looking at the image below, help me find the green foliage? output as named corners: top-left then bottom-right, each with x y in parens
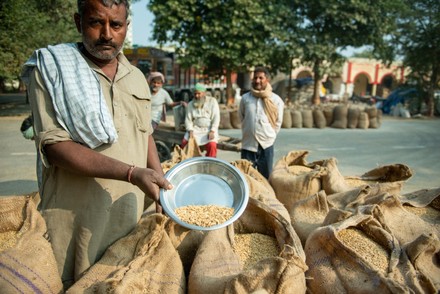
top-left (0, 0), bottom-right (78, 88)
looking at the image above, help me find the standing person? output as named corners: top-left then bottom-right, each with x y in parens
top-left (182, 83), bottom-right (220, 157)
top-left (148, 71), bottom-right (182, 129)
top-left (20, 0), bottom-right (172, 289)
top-left (239, 66), bottom-right (284, 179)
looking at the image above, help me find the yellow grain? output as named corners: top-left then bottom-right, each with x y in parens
top-left (233, 233), bottom-right (280, 270)
top-left (175, 205), bottom-right (234, 227)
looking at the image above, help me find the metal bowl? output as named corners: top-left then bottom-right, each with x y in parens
top-left (160, 157), bottom-right (249, 231)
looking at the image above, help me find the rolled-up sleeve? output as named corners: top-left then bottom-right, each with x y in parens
top-left (28, 68), bottom-right (72, 167)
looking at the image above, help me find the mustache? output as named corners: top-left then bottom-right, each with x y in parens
top-left (95, 40), bottom-right (117, 48)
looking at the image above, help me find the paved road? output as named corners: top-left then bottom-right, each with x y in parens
top-left (1, 93), bottom-right (439, 196)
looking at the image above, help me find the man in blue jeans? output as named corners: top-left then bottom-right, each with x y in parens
top-left (239, 66), bottom-right (284, 179)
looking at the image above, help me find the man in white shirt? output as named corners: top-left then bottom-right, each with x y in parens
top-left (239, 66), bottom-right (284, 178)
top-left (182, 83), bottom-right (220, 157)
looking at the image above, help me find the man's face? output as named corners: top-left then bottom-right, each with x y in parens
top-left (151, 78), bottom-right (163, 92)
top-left (194, 90), bottom-right (205, 100)
top-left (252, 71), bottom-right (269, 91)
top-left (75, 0), bottom-right (128, 62)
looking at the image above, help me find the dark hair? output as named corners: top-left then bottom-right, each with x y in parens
top-left (253, 66), bottom-right (270, 79)
top-left (77, 0), bottom-right (130, 19)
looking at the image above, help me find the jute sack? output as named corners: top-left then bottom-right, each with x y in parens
top-left (323, 107), bottom-right (334, 126)
top-left (347, 106), bottom-right (360, 128)
top-left (164, 219), bottom-right (206, 279)
top-left (301, 109), bottom-right (313, 128)
top-left (312, 108), bottom-right (326, 128)
top-left (290, 190), bottom-right (330, 246)
top-left (281, 107), bottom-right (292, 128)
top-left (161, 137), bottom-right (202, 174)
top-left (188, 198), bottom-right (308, 294)
top-left (320, 157), bottom-right (351, 195)
top-left (330, 104), bottom-right (348, 129)
top-left (365, 106), bottom-right (379, 128)
top-left (378, 188), bottom-right (440, 244)
top-left (344, 163), bottom-right (413, 189)
top-left (305, 212), bottom-right (430, 293)
top-left (67, 214), bottom-right (186, 293)
top-left (219, 107), bottom-right (233, 129)
top-left (231, 159), bottom-right (291, 223)
top-left (229, 107), bottom-right (241, 129)
top-left (269, 150), bottom-right (324, 212)
top-left (405, 234), bottom-right (440, 292)
top-left (357, 111), bottom-right (369, 129)
top-left (291, 109), bottom-right (303, 128)
top-left (0, 195), bottom-right (63, 293)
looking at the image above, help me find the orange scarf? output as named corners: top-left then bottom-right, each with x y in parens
top-left (251, 83), bottom-right (278, 128)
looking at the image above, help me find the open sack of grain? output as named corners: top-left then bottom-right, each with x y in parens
top-left (0, 195), bottom-right (63, 293)
top-left (188, 198), bottom-right (308, 294)
top-left (305, 211), bottom-right (437, 293)
top-left (66, 213), bottom-right (186, 294)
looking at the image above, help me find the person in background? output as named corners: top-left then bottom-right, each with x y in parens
top-left (182, 83), bottom-right (220, 157)
top-left (239, 66), bottom-right (284, 179)
top-left (21, 0), bottom-right (172, 289)
top-left (148, 71), bottom-right (182, 129)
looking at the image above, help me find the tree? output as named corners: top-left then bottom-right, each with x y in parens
top-left (147, 0), bottom-right (296, 104)
top-left (283, 0), bottom-right (403, 105)
top-left (0, 0), bottom-right (78, 91)
top-left (388, 0), bottom-right (440, 117)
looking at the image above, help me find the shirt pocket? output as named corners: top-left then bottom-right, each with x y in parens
top-left (128, 87), bottom-right (151, 134)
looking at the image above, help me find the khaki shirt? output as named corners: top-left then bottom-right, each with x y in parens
top-left (28, 52), bottom-right (152, 287)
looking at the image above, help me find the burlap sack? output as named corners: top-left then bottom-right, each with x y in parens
top-left (301, 109), bottom-right (313, 128)
top-left (231, 159), bottom-right (291, 223)
top-left (161, 137), bottom-right (203, 174)
top-left (219, 107), bottom-right (233, 129)
top-left (305, 212), bottom-right (431, 293)
top-left (281, 107), bottom-right (292, 128)
top-left (345, 163), bottom-right (413, 187)
top-left (269, 150), bottom-right (324, 212)
top-left (330, 104), bottom-right (348, 129)
top-left (357, 111), bottom-right (369, 129)
top-left (323, 107), bottom-right (334, 126)
top-left (320, 157), bottom-right (351, 195)
top-left (347, 106), bottom-right (360, 128)
top-left (229, 107), bottom-right (241, 129)
top-left (291, 109), bottom-right (303, 128)
top-left (290, 190), bottom-right (330, 246)
top-left (365, 106), bottom-right (379, 129)
top-left (312, 108), bottom-right (326, 129)
top-left (188, 198), bottom-right (308, 294)
top-left (0, 195), bottom-right (63, 293)
top-left (67, 214), bottom-right (186, 294)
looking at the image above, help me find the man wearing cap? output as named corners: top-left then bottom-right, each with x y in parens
top-left (148, 71), bottom-right (182, 129)
top-left (182, 83), bottom-right (220, 157)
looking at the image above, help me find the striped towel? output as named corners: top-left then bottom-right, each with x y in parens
top-left (21, 43), bottom-right (118, 149)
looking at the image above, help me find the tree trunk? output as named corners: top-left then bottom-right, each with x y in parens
top-left (312, 59), bottom-right (321, 105)
top-left (427, 65), bottom-right (439, 117)
top-left (226, 68), bottom-right (234, 106)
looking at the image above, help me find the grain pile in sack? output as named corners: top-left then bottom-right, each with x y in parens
top-left (269, 150), bottom-right (324, 212)
top-left (231, 159), bottom-right (291, 223)
top-left (357, 111), bottom-right (369, 129)
top-left (347, 106), bottom-right (360, 128)
top-left (66, 213), bottom-right (186, 294)
top-left (229, 106), bottom-right (241, 129)
top-left (281, 107), bottom-right (292, 128)
top-left (291, 109), bottom-right (303, 128)
top-left (330, 104), bottom-right (348, 129)
top-left (305, 212), bottom-right (433, 293)
top-left (188, 198), bottom-right (308, 294)
top-left (219, 105), bottom-right (233, 129)
top-left (344, 163), bottom-right (413, 189)
top-left (322, 106), bottom-right (334, 126)
top-left (0, 195), bottom-right (63, 293)
top-left (289, 190), bottom-right (330, 246)
top-left (301, 109), bottom-right (313, 128)
top-left (312, 108), bottom-right (326, 129)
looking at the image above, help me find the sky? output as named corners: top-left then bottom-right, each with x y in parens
top-left (131, 0), bottom-right (155, 46)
